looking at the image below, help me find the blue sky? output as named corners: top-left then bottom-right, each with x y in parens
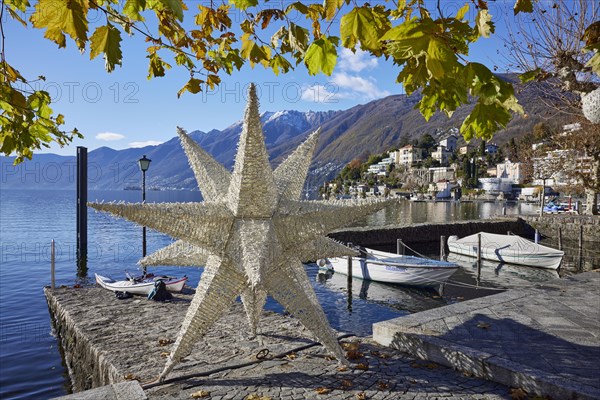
top-left (7, 1), bottom-right (522, 155)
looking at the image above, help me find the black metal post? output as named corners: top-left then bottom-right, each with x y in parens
top-left (476, 233), bottom-right (482, 285)
top-left (142, 168), bottom-right (147, 274)
top-left (76, 146), bottom-right (88, 277)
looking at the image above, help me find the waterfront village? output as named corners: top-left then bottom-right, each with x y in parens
top-left (320, 123), bottom-right (592, 209)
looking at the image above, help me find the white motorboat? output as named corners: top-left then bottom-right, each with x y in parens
top-left (95, 273), bottom-right (188, 295)
top-left (316, 267), bottom-right (447, 312)
top-left (447, 232), bottom-right (564, 270)
top-left (446, 253), bottom-right (560, 286)
top-left (317, 248), bottom-right (459, 287)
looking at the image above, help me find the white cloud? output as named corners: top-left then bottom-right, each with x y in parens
top-left (96, 132), bottom-right (125, 141)
top-left (338, 48), bottom-right (378, 72)
top-left (331, 72), bottom-right (391, 100)
top-left (129, 140), bottom-right (163, 148)
top-left (301, 84), bottom-right (340, 104)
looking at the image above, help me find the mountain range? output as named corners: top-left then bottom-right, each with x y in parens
top-left (1, 74), bottom-right (566, 194)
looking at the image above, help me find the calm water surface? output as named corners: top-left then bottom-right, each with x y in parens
top-left (0, 189), bottom-right (589, 399)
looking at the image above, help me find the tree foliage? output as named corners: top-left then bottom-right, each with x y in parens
top-left (503, 1), bottom-right (598, 213)
top-left (1, 0), bottom-right (596, 162)
top-left (505, 0), bottom-right (599, 105)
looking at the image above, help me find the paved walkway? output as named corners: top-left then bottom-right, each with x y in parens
top-left (48, 287), bottom-right (512, 399)
top-left (374, 271), bottom-right (600, 400)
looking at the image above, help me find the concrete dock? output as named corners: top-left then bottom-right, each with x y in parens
top-left (374, 271), bottom-right (600, 400)
top-left (47, 286), bottom-right (510, 399)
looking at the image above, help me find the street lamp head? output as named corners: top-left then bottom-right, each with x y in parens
top-left (138, 155), bottom-right (152, 172)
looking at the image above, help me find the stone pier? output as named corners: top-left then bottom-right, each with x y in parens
top-left (329, 218), bottom-right (533, 249)
top-left (47, 286), bottom-right (510, 399)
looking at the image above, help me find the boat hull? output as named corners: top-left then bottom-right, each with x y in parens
top-left (321, 249), bottom-right (458, 287)
top-left (95, 273), bottom-right (188, 295)
top-left (447, 233), bottom-right (563, 270)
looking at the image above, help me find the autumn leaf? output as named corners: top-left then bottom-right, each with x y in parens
top-left (123, 0), bottom-right (146, 21)
top-left (475, 10), bottom-right (494, 38)
top-left (324, 0), bottom-right (343, 21)
top-left (230, 0), bottom-right (257, 11)
top-left (89, 24), bottom-right (123, 72)
top-left (355, 363), bottom-right (369, 370)
top-left (341, 6), bottom-right (388, 54)
top-left (476, 321), bottom-right (491, 329)
top-left (513, 0), bottom-right (533, 16)
top-left (178, 78), bottom-right (203, 97)
top-left (31, 0), bottom-right (89, 49)
top-left (510, 387), bottom-right (528, 400)
top-left (304, 37), bottom-right (337, 76)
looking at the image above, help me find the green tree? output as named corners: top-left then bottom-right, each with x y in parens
top-left (418, 133), bottom-right (436, 155)
top-left (2, 0), bottom-right (596, 162)
top-left (422, 157), bottom-right (440, 169)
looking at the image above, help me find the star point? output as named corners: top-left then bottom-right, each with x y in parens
top-left (89, 83), bottom-right (390, 381)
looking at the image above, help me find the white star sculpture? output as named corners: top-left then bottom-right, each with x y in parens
top-left (89, 84), bottom-right (390, 381)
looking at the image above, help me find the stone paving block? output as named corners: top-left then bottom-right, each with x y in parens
top-left (373, 271), bottom-right (600, 400)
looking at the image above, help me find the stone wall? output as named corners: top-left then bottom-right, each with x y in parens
top-left (522, 215), bottom-right (600, 242)
top-left (329, 218), bottom-right (532, 248)
top-left (45, 287), bottom-right (123, 391)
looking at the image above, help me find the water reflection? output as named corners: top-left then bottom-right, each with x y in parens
top-left (315, 266), bottom-right (448, 314)
top-left (359, 200), bottom-right (540, 226)
top-left (447, 253), bottom-right (560, 288)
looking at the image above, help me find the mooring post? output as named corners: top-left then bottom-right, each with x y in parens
top-left (476, 233), bottom-right (482, 280)
top-left (347, 244), bottom-right (353, 311)
top-left (76, 146), bottom-right (88, 263)
top-left (51, 239), bottom-right (55, 290)
top-left (440, 235), bottom-right (446, 261)
top-left (397, 239), bottom-right (405, 256)
top-left (502, 206), bottom-right (506, 216)
top-left (558, 226), bottom-right (563, 250)
top-left (535, 229), bottom-right (539, 244)
top-left (507, 231), bottom-right (512, 236)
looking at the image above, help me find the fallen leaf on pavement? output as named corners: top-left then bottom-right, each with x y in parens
top-left (315, 387), bottom-right (332, 394)
top-left (476, 321), bottom-right (491, 329)
top-left (510, 387), bottom-right (528, 400)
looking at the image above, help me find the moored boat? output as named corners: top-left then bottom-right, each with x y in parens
top-left (317, 248), bottom-right (459, 287)
top-left (95, 273), bottom-right (188, 295)
top-left (447, 232), bottom-right (563, 270)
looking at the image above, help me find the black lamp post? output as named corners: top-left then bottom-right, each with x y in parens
top-left (138, 155), bottom-right (151, 271)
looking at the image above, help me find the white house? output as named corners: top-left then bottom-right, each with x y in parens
top-left (459, 144), bottom-right (474, 155)
top-left (367, 163), bottom-right (388, 176)
top-left (439, 134), bottom-right (458, 152)
top-left (496, 160), bottom-right (523, 184)
top-left (428, 180), bottom-right (456, 199)
top-left (428, 166), bottom-right (455, 183)
top-left (380, 157), bottom-right (394, 165)
top-left (398, 145), bottom-right (423, 166)
top-left (479, 177), bottom-right (513, 194)
top-left (431, 145), bottom-right (453, 166)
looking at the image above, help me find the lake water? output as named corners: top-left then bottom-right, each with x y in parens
top-left (0, 190), bottom-right (594, 399)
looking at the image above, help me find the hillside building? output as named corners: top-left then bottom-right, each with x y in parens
top-left (485, 143), bottom-right (499, 154)
top-left (496, 160), bottom-right (523, 184)
top-left (439, 134), bottom-right (458, 152)
top-left (459, 144), bottom-right (474, 155)
top-left (428, 166), bottom-right (456, 183)
top-left (397, 145), bottom-right (423, 166)
top-left (431, 145), bottom-right (453, 166)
